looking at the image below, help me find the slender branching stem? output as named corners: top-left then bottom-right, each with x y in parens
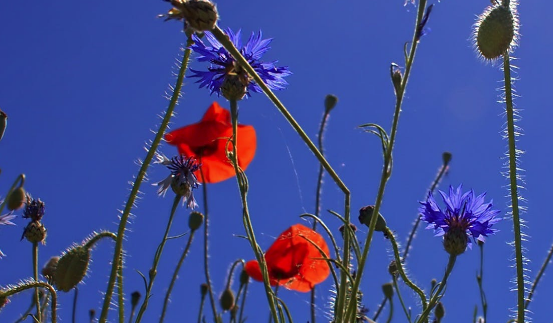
top-left (477, 243), bottom-right (487, 321)
top-left (525, 242), bottom-right (553, 309)
top-left (394, 277), bottom-right (412, 323)
top-left (386, 297), bottom-right (394, 323)
top-left (98, 36), bottom-right (195, 323)
top-left (2, 281), bottom-right (57, 323)
top-left (417, 255), bottom-right (457, 323)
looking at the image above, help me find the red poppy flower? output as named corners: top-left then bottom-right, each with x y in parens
top-left (165, 102), bottom-right (256, 184)
top-left (244, 224), bottom-right (331, 292)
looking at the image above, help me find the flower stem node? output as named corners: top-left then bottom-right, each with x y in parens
top-left (443, 226), bottom-right (468, 256)
top-left (358, 205), bottom-right (387, 232)
top-left (382, 283), bottom-right (394, 299)
top-left (324, 95), bottom-right (338, 113)
top-left (219, 289), bottom-right (235, 311)
top-left (6, 187), bottom-right (26, 211)
top-left (23, 221), bottom-right (47, 244)
top-left (188, 211), bottom-right (204, 231)
top-left (474, 5), bottom-right (517, 60)
top-left (54, 246), bottom-right (91, 292)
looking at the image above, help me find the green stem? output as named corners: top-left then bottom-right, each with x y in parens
top-left (72, 288), bottom-right (78, 323)
top-left (98, 36), bottom-right (195, 323)
top-left (525, 242), bottom-right (553, 309)
top-left (2, 282), bottom-right (57, 323)
top-left (385, 297), bottom-right (394, 323)
top-left (344, 0), bottom-right (428, 319)
top-left (477, 243), bottom-right (487, 321)
top-left (134, 195), bottom-right (180, 323)
top-left (372, 297), bottom-right (388, 321)
top-left (503, 52), bottom-right (525, 323)
top-left (14, 293), bottom-right (36, 323)
top-left (394, 277), bottom-right (412, 323)
top-left (32, 242), bottom-right (41, 322)
top-left (417, 255), bottom-right (457, 323)
top-left (160, 230), bottom-right (197, 323)
top-left (199, 164), bottom-right (219, 322)
top-left (197, 291), bottom-right (207, 323)
top-left (238, 279), bottom-right (249, 323)
top-left (229, 99), bottom-right (280, 323)
top-left (117, 253), bottom-right (125, 323)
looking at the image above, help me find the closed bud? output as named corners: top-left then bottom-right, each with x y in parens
top-left (442, 152), bottom-right (452, 166)
top-left (131, 291), bottom-right (141, 308)
top-left (200, 283), bottom-right (209, 297)
top-left (324, 94), bottom-right (338, 112)
top-left (0, 109), bottom-right (6, 142)
top-left (388, 260), bottom-right (399, 277)
top-left (382, 283), bottom-right (394, 299)
top-left (188, 211), bottom-right (204, 231)
top-left (390, 64), bottom-right (402, 95)
top-left (6, 187), bottom-right (25, 211)
top-left (42, 256), bottom-right (59, 280)
top-left (435, 302), bottom-right (445, 319)
top-left (431, 279), bottom-right (437, 290)
top-left (220, 289), bottom-right (235, 311)
top-left (474, 5), bottom-right (518, 60)
top-left (239, 269), bottom-right (249, 286)
top-left (54, 246), bottom-right (90, 292)
top-left (23, 222), bottom-right (47, 244)
top-left (358, 205), bottom-right (387, 232)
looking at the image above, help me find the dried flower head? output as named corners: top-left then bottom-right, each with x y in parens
top-left (155, 153), bottom-right (201, 209)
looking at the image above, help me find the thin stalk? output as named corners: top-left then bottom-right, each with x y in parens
top-left (14, 293), bottom-right (36, 323)
top-left (117, 253), bottom-right (125, 323)
top-left (372, 298), bottom-right (388, 321)
top-left (160, 230), bottom-right (197, 323)
top-left (2, 282), bottom-right (57, 323)
top-left (417, 255), bottom-right (457, 323)
top-left (98, 36), bottom-right (195, 323)
top-left (344, 0), bottom-right (428, 319)
top-left (394, 277), bottom-right (412, 323)
top-left (197, 291), bottom-right (207, 323)
top-left (525, 242), bottom-right (553, 309)
top-left (72, 288), bottom-right (78, 323)
top-left (238, 280), bottom-right (249, 323)
top-left (134, 195), bottom-right (180, 323)
top-left (32, 242), bottom-right (41, 321)
top-left (229, 99), bottom-right (279, 323)
top-left (503, 52), bottom-right (525, 323)
top-left (199, 163), bottom-right (218, 322)
top-left (477, 243), bottom-right (487, 321)
top-left (210, 27), bottom-right (350, 321)
top-left (385, 297), bottom-right (394, 323)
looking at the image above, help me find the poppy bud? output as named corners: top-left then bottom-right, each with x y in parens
top-left (474, 5), bottom-right (518, 60)
top-left (219, 289), bottom-right (235, 311)
top-left (131, 291), bottom-right (141, 308)
top-left (324, 95), bottom-right (338, 113)
top-left (431, 279), bottom-right (437, 290)
top-left (23, 222), bottom-right (47, 244)
top-left (442, 152), bottom-right (452, 166)
top-left (0, 109), bottom-right (6, 142)
top-left (7, 186), bottom-right (25, 211)
top-left (382, 283), bottom-right (394, 299)
top-left (176, 0), bottom-right (218, 32)
top-left (221, 74), bottom-right (248, 101)
top-left (435, 302), bottom-right (445, 319)
top-left (390, 64), bottom-right (402, 95)
top-left (239, 269), bottom-right (249, 286)
top-left (42, 256), bottom-right (59, 280)
top-left (200, 283), bottom-right (209, 297)
top-left (54, 246), bottom-right (90, 292)
top-left (188, 211), bottom-right (204, 231)
top-left (358, 205), bottom-right (387, 232)
top-left (443, 226), bottom-right (468, 255)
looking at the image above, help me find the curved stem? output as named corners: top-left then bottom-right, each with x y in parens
top-left (394, 277), bottom-right (412, 323)
top-left (503, 52), bottom-right (525, 323)
top-left (160, 230), bottom-right (197, 323)
top-left (98, 37), bottom-right (195, 323)
top-left (372, 297), bottom-right (388, 321)
top-left (417, 255), bottom-right (457, 323)
top-left (134, 195), bottom-right (180, 323)
top-left (3, 281), bottom-right (57, 323)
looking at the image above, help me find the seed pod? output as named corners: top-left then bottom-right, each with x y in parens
top-left (6, 187), bottom-right (25, 211)
top-left (474, 5), bottom-right (518, 60)
top-left (188, 211), bottom-right (204, 231)
top-left (54, 246), bottom-right (90, 292)
top-left (358, 205), bottom-right (387, 232)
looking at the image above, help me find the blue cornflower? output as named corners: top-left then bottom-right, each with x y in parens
top-left (189, 28), bottom-right (291, 98)
top-left (419, 185), bottom-right (501, 255)
top-left (155, 153), bottom-right (201, 209)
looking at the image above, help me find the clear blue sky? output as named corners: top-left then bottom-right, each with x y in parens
top-left (1, 0), bottom-right (552, 322)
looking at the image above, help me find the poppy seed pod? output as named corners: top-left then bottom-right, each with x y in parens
top-left (6, 187), bottom-right (25, 211)
top-left (219, 289), bottom-right (235, 311)
top-left (188, 211), bottom-right (204, 231)
top-left (54, 246), bottom-right (90, 292)
top-left (358, 205), bottom-right (387, 232)
top-left (23, 222), bottom-right (47, 244)
top-left (474, 5), bottom-right (518, 60)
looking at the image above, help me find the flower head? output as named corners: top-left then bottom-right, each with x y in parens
top-left (244, 224), bottom-right (330, 292)
top-left (155, 153), bottom-right (201, 209)
top-left (165, 102), bottom-right (256, 184)
top-left (189, 28), bottom-right (291, 98)
top-left (419, 185), bottom-right (501, 254)
top-left (22, 195), bottom-right (45, 222)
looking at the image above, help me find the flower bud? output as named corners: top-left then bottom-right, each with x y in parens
top-left (200, 283), bottom-right (209, 297)
top-left (0, 109), bottom-right (6, 142)
top-left (188, 211), bottom-right (204, 231)
top-left (358, 205), bottom-right (387, 232)
top-left (23, 222), bottom-right (47, 244)
top-left (443, 227), bottom-right (468, 256)
top-left (474, 5), bottom-right (518, 60)
top-left (220, 289), bottom-right (235, 311)
top-left (324, 95), bottom-right (338, 112)
top-left (131, 291), bottom-right (141, 308)
top-left (181, 0), bottom-right (218, 32)
top-left (339, 223), bottom-right (357, 239)
top-left (390, 64), bottom-right (402, 95)
top-left (54, 246), bottom-right (90, 292)
top-left (435, 302), bottom-right (445, 319)
top-left (382, 283), bottom-right (394, 299)
top-left (442, 152), bottom-right (452, 166)
top-left (6, 187), bottom-right (25, 211)
top-left (239, 269), bottom-right (249, 286)
top-left (42, 256), bottom-right (59, 280)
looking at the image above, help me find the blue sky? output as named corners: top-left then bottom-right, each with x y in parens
top-left (1, 0), bottom-right (553, 322)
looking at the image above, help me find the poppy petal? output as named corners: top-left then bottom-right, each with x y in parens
top-left (201, 102), bottom-right (231, 124)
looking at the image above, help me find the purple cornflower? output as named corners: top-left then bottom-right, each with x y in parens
top-left (189, 28), bottom-right (291, 97)
top-left (419, 185), bottom-right (501, 255)
top-left (155, 153), bottom-right (201, 209)
top-left (23, 196), bottom-right (45, 222)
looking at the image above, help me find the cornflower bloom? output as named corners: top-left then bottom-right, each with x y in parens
top-left (419, 185), bottom-right (501, 255)
top-left (189, 28), bottom-right (291, 98)
top-left (155, 153), bottom-right (201, 209)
